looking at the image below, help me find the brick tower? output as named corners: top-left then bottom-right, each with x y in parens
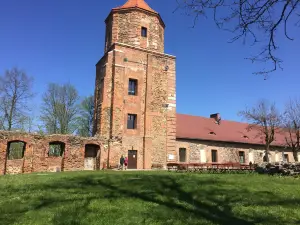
top-left (93, 0), bottom-right (176, 169)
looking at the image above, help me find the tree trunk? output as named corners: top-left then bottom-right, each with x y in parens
top-left (293, 151), bottom-right (299, 162)
top-left (265, 144), bottom-right (270, 162)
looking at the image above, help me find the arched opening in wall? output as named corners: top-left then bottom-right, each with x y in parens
top-left (5, 141), bottom-right (26, 175)
top-left (48, 142), bottom-right (65, 172)
top-left (7, 141), bottom-right (26, 160)
top-left (84, 144), bottom-right (100, 171)
top-left (263, 154), bottom-right (267, 162)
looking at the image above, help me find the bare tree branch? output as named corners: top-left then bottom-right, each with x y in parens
top-left (282, 98), bottom-right (300, 161)
top-left (239, 100), bottom-right (281, 162)
top-left (176, 0), bottom-right (300, 77)
top-left (0, 67), bottom-right (34, 131)
top-left (40, 83), bottom-right (79, 134)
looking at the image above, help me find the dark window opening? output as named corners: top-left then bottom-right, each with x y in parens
top-left (263, 154), bottom-right (268, 162)
top-left (239, 151), bottom-right (245, 164)
top-left (284, 154), bottom-right (289, 163)
top-left (179, 148), bottom-right (186, 162)
top-left (49, 142), bottom-right (65, 157)
top-left (211, 150), bottom-right (218, 163)
top-left (128, 79), bottom-right (137, 95)
top-left (127, 114), bottom-right (137, 129)
top-left (7, 141), bottom-right (26, 160)
top-left (141, 27), bottom-right (147, 37)
top-left (85, 144), bottom-right (100, 158)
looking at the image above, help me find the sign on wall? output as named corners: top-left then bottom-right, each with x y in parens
top-left (168, 154), bottom-right (175, 160)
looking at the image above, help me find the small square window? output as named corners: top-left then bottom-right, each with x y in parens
top-left (127, 114), bottom-right (137, 129)
top-left (141, 27), bottom-right (147, 37)
top-left (128, 79), bottom-right (137, 95)
top-left (49, 142), bottom-right (65, 157)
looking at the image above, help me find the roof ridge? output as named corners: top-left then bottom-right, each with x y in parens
top-left (114, 0), bottom-right (157, 13)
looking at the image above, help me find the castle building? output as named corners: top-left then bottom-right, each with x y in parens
top-left (92, 0), bottom-right (298, 169)
top-left (93, 0), bottom-right (176, 169)
top-left (0, 0), bottom-right (298, 175)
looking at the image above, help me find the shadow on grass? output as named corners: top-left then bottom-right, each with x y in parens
top-left (0, 173), bottom-right (300, 225)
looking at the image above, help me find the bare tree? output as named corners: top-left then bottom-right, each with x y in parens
top-left (176, 0), bottom-right (300, 76)
top-left (76, 95), bottom-right (94, 137)
top-left (40, 83), bottom-right (79, 134)
top-left (239, 100), bottom-right (281, 162)
top-left (0, 68), bottom-right (34, 131)
top-left (283, 98), bottom-right (300, 161)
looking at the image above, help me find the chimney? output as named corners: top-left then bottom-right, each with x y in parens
top-left (210, 113), bottom-right (221, 124)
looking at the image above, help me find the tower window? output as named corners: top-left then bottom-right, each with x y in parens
top-left (128, 79), bottom-right (137, 95)
top-left (141, 27), bottom-right (147, 37)
top-left (127, 114), bottom-right (137, 129)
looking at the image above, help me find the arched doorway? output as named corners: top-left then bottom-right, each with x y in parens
top-left (5, 141), bottom-right (26, 175)
top-left (84, 144), bottom-right (100, 171)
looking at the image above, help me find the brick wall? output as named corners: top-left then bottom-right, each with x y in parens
top-left (0, 131), bottom-right (104, 175)
top-left (94, 42), bottom-right (176, 169)
top-left (105, 9), bottom-right (165, 53)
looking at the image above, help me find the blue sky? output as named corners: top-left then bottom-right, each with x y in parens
top-left (0, 0), bottom-right (299, 122)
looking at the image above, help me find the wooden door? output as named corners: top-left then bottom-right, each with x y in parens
top-left (84, 145), bottom-right (98, 170)
top-left (128, 150), bottom-right (137, 169)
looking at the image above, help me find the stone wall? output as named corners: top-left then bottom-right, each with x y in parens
top-left (175, 139), bottom-right (297, 164)
top-left (0, 131), bottom-right (104, 175)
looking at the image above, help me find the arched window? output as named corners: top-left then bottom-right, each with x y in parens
top-left (263, 155), bottom-right (268, 162)
top-left (7, 141), bottom-right (26, 160)
top-left (49, 142), bottom-right (65, 157)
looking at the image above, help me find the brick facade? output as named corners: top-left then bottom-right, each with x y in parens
top-left (0, 131), bottom-right (103, 175)
top-left (94, 2), bottom-right (176, 169)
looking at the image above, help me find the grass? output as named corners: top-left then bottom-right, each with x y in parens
top-left (0, 171), bottom-right (300, 225)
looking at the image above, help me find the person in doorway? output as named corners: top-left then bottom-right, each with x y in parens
top-left (119, 155), bottom-right (125, 170)
top-left (124, 157), bottom-right (128, 170)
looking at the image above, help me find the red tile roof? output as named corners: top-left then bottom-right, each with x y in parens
top-left (176, 114), bottom-right (286, 147)
top-left (114, 0), bottom-right (157, 13)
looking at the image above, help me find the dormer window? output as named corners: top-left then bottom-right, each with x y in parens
top-left (141, 27), bottom-right (147, 37)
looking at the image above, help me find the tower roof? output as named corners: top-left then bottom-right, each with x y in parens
top-left (113, 0), bottom-right (157, 13)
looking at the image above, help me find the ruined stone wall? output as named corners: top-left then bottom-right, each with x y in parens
top-left (0, 131), bottom-right (104, 175)
top-left (106, 10), bottom-right (164, 53)
top-left (175, 139), bottom-right (296, 164)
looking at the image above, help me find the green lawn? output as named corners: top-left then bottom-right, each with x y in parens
top-left (0, 172), bottom-right (300, 225)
